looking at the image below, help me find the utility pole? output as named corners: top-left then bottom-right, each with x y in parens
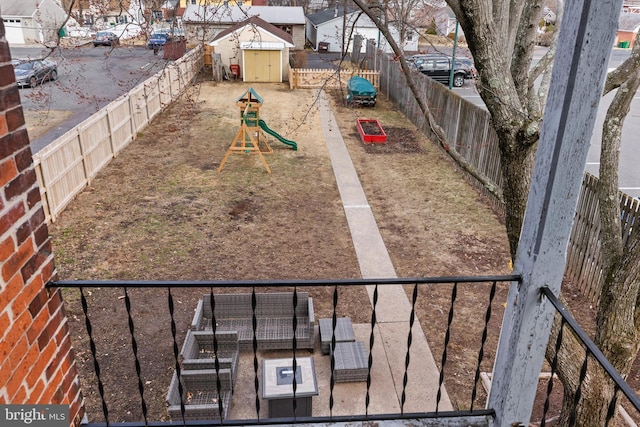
top-left (448, 21), bottom-right (458, 90)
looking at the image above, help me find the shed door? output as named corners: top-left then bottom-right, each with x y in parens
top-left (243, 50), bottom-right (280, 82)
top-left (4, 20), bottom-right (25, 45)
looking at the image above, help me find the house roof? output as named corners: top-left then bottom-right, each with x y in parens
top-left (618, 11), bottom-right (640, 32)
top-left (183, 5), bottom-right (305, 25)
top-left (306, 6), bottom-right (359, 26)
top-left (209, 15), bottom-right (294, 46)
top-left (162, 0), bottom-right (180, 8)
top-left (0, 0), bottom-right (68, 18)
top-left (0, 0), bottom-right (40, 17)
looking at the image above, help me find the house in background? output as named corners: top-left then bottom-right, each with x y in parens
top-left (161, 0), bottom-right (186, 21)
top-left (61, 0), bottom-right (143, 28)
top-left (305, 6), bottom-right (418, 54)
top-left (179, 0), bottom-right (256, 8)
top-left (0, 0), bottom-right (68, 45)
top-left (617, 11), bottom-right (640, 48)
top-left (623, 0), bottom-right (640, 13)
top-left (182, 5), bottom-right (305, 49)
top-left (209, 15), bottom-right (294, 82)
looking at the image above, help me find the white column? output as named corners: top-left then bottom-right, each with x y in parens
top-left (488, 1), bottom-right (624, 425)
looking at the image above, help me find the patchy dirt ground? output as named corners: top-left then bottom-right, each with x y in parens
top-left (49, 77), bottom-right (578, 424)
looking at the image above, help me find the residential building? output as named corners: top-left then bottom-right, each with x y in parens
top-left (305, 5), bottom-right (419, 53)
top-left (0, 0), bottom-right (68, 45)
top-left (183, 4), bottom-right (305, 49)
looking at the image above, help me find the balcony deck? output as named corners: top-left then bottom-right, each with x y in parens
top-left (228, 323), bottom-right (446, 419)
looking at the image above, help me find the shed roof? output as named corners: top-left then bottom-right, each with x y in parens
top-left (209, 15), bottom-right (294, 46)
top-left (618, 12), bottom-right (640, 32)
top-left (183, 5), bottom-right (305, 25)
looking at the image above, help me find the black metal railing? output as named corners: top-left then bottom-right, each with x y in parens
top-left (539, 287), bottom-right (640, 426)
top-left (47, 276), bottom-right (518, 426)
top-left (47, 277), bottom-right (640, 426)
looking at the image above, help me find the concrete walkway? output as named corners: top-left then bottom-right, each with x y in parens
top-left (228, 90), bottom-right (452, 420)
top-left (315, 90), bottom-right (452, 413)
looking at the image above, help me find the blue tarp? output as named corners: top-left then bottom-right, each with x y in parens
top-left (347, 76), bottom-right (376, 97)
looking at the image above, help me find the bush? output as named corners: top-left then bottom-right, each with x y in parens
top-left (425, 19), bottom-right (437, 35)
top-left (290, 50), bottom-right (308, 68)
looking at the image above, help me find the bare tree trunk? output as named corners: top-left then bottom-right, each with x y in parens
top-left (546, 313), bottom-right (617, 427)
top-left (449, 0), bottom-right (542, 259)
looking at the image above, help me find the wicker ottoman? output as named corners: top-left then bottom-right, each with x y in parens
top-left (318, 317), bottom-right (355, 355)
top-left (332, 341), bottom-right (368, 383)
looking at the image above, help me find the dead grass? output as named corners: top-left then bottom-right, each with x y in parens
top-left (49, 80), bottom-right (512, 422)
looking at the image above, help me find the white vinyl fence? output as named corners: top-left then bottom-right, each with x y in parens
top-left (33, 46), bottom-right (204, 223)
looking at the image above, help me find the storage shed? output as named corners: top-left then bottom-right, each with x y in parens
top-left (209, 16), bottom-right (294, 83)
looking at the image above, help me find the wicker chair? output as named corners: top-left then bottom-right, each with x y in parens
top-left (166, 369), bottom-right (233, 421)
top-left (180, 330), bottom-right (240, 386)
top-left (191, 292), bottom-right (315, 351)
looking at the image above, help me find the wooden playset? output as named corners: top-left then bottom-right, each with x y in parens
top-left (217, 88), bottom-right (273, 173)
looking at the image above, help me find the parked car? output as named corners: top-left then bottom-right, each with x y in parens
top-left (12, 59), bottom-right (58, 88)
top-left (408, 53), bottom-right (467, 87)
top-left (147, 32), bottom-right (172, 50)
top-left (455, 57), bottom-right (478, 79)
top-left (93, 31), bottom-right (119, 47)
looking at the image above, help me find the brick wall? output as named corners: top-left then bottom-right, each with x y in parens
top-left (0, 22), bottom-right (84, 426)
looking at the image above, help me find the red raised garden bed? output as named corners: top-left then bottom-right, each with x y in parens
top-left (356, 119), bottom-right (387, 144)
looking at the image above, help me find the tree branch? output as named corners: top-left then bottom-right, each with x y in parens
top-left (351, 0), bottom-right (504, 202)
top-left (528, 0), bottom-right (563, 115)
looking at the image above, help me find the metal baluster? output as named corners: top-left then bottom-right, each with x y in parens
top-left (470, 280), bottom-right (497, 411)
top-left (400, 283), bottom-right (418, 414)
top-left (209, 289), bottom-right (223, 421)
top-left (167, 287), bottom-right (186, 425)
top-left (329, 285), bottom-right (338, 417)
top-left (291, 288), bottom-right (298, 418)
top-left (604, 384), bottom-right (620, 427)
top-left (569, 346), bottom-right (591, 426)
top-left (365, 284), bottom-right (379, 417)
top-left (80, 287), bottom-right (109, 425)
top-left (437, 282), bottom-right (457, 413)
top-left (123, 287), bottom-right (148, 425)
top-left (252, 288), bottom-right (260, 419)
top-left (541, 317), bottom-right (565, 427)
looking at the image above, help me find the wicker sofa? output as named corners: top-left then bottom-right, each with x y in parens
top-left (180, 330), bottom-right (240, 386)
top-left (191, 292), bottom-right (315, 351)
top-left (166, 369), bottom-right (233, 421)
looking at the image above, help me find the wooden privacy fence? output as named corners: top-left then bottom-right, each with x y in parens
top-left (33, 45), bottom-right (204, 223)
top-left (367, 51), bottom-right (504, 211)
top-left (363, 46), bottom-right (639, 304)
top-left (288, 68), bottom-right (379, 89)
top-left (565, 174), bottom-right (640, 303)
